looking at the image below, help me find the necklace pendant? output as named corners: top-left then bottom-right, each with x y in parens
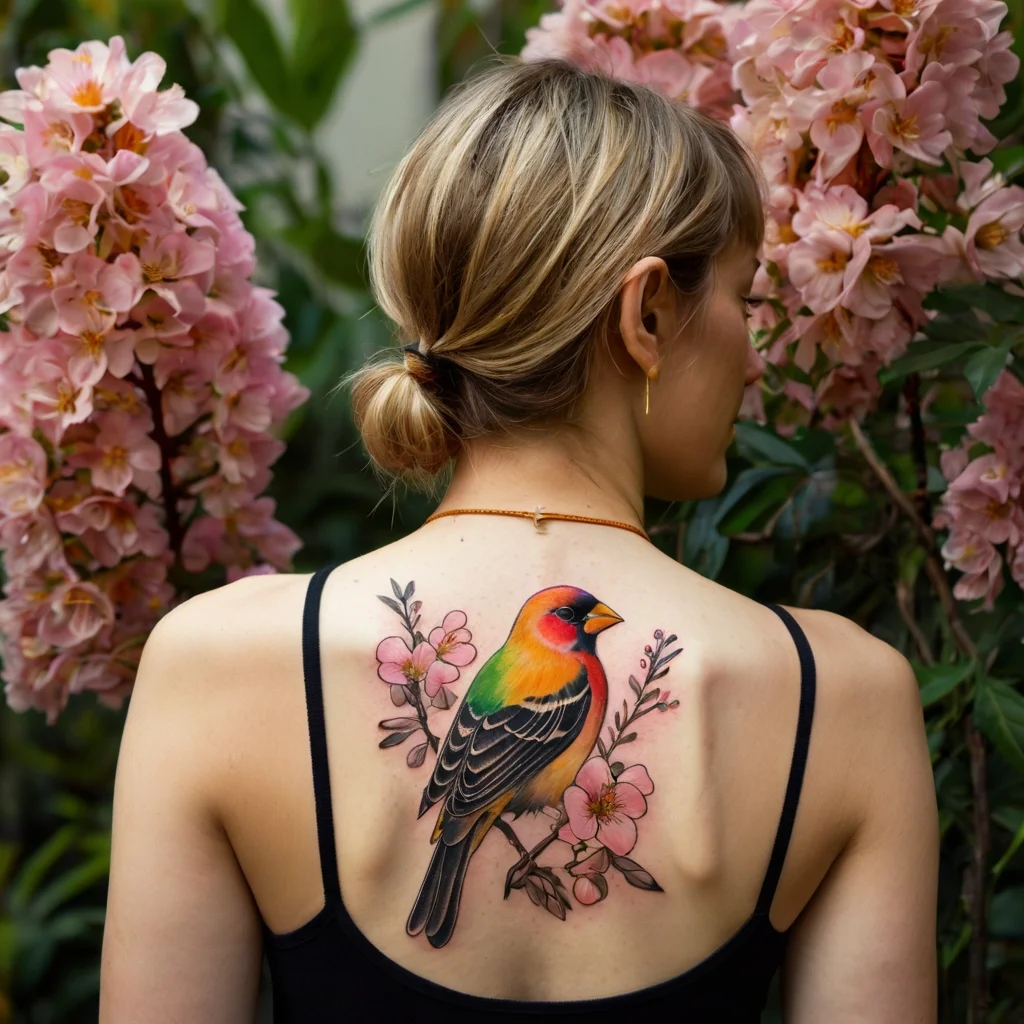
top-left (532, 505), bottom-right (546, 530)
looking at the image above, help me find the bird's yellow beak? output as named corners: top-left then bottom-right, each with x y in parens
top-left (584, 602), bottom-right (624, 634)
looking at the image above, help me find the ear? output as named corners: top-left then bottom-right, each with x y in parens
top-left (617, 256), bottom-right (674, 380)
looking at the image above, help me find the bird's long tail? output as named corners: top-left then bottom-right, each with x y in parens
top-left (406, 815), bottom-right (489, 948)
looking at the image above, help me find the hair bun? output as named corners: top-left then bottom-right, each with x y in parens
top-left (349, 356), bottom-right (457, 481)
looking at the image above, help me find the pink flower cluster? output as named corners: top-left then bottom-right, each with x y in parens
top-left (0, 38), bottom-right (307, 721)
top-left (936, 370), bottom-right (1024, 607)
top-left (525, 0), bottom-right (1024, 602)
top-left (376, 609), bottom-right (477, 698)
top-left (728, 0), bottom-right (1019, 421)
top-left (523, 0), bottom-right (742, 119)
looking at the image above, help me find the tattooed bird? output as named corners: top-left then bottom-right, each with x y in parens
top-left (407, 585), bottom-right (622, 948)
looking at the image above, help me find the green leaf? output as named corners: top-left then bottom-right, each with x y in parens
top-left (990, 885), bottom-right (1024, 939)
top-left (288, 0), bottom-right (358, 130)
top-left (683, 500), bottom-right (729, 581)
top-left (366, 0), bottom-right (433, 26)
top-left (220, 0), bottom-right (294, 117)
top-left (965, 345), bottom-right (1013, 399)
top-left (880, 342), bottom-right (980, 383)
top-left (282, 221), bottom-right (366, 289)
top-left (989, 145), bottom-right (1024, 181)
top-left (993, 817), bottom-right (1024, 880)
top-left (974, 676), bottom-right (1024, 774)
top-left (952, 283), bottom-right (1024, 323)
top-left (732, 421), bottom-right (810, 470)
top-left (713, 466), bottom-right (793, 526)
top-left (31, 855), bottom-right (110, 920)
top-left (914, 661), bottom-right (974, 707)
top-left (7, 825), bottom-right (78, 912)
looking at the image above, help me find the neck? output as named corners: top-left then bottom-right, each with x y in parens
top-left (437, 422), bottom-right (645, 528)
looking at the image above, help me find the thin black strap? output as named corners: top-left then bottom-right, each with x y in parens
top-left (301, 564), bottom-right (342, 905)
top-left (756, 603), bottom-right (817, 915)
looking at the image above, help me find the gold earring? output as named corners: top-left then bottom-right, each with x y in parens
top-left (645, 366), bottom-right (658, 416)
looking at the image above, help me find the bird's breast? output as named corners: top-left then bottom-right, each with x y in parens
top-left (511, 655), bottom-right (609, 813)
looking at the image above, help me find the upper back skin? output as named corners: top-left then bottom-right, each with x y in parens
top-left (109, 515), bottom-right (935, 1014)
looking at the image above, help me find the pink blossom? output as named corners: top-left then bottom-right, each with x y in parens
top-left (964, 187), bottom-right (1024, 279)
top-left (568, 846), bottom-right (611, 906)
top-left (563, 757), bottom-right (654, 856)
top-left (0, 37), bottom-right (308, 718)
top-left (375, 636), bottom-right (459, 698)
top-left (37, 579), bottom-right (115, 647)
top-left (67, 410), bottom-right (160, 495)
top-left (0, 434), bottom-right (48, 515)
top-left (428, 610), bottom-right (477, 667)
top-left (866, 74), bottom-right (953, 168)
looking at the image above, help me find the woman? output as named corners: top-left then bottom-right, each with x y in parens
top-left (100, 58), bottom-right (938, 1022)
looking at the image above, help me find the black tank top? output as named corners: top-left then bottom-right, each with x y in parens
top-left (262, 564), bottom-right (817, 1021)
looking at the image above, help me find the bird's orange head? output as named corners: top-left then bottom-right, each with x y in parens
top-left (510, 585), bottom-right (623, 655)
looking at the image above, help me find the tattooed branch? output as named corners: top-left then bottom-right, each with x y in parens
top-left (375, 579), bottom-right (477, 760)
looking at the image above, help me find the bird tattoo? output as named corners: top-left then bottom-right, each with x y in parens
top-left (407, 585), bottom-right (622, 948)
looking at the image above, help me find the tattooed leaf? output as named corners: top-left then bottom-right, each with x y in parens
top-left (639, 687), bottom-right (660, 705)
top-left (379, 730), bottom-right (416, 748)
top-left (524, 868), bottom-right (570, 920)
top-left (618, 732), bottom-right (637, 745)
top-left (611, 854), bottom-right (664, 892)
top-left (378, 595), bottom-right (404, 615)
top-left (380, 716), bottom-right (419, 730)
top-left (596, 736), bottom-right (608, 759)
top-left (404, 580), bottom-right (415, 601)
top-left (406, 742), bottom-right (428, 768)
top-left (614, 711), bottom-right (622, 730)
top-left (410, 600), bottom-right (422, 614)
top-left (609, 761), bottom-right (625, 778)
top-left (568, 845), bottom-right (611, 876)
top-left (664, 633), bottom-right (678, 647)
top-left (607, 726), bottom-right (616, 746)
top-left (657, 648), bottom-right (683, 669)
top-left (651, 668), bottom-right (670, 682)
top-left (629, 675), bottom-right (642, 698)
top-left (432, 686), bottom-right (458, 710)
top-left (391, 578), bottom-right (404, 601)
top-left (390, 684), bottom-right (409, 706)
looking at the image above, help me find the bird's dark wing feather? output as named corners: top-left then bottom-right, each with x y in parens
top-left (446, 665), bottom-right (592, 818)
top-left (419, 700), bottom-right (484, 815)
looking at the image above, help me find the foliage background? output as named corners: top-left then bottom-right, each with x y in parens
top-left (0, 0), bottom-right (1021, 1021)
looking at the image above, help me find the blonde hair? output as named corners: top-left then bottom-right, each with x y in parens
top-left (350, 57), bottom-right (765, 484)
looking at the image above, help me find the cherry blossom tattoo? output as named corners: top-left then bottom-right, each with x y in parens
top-left (373, 580), bottom-right (680, 947)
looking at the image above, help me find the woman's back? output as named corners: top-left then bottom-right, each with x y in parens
top-left (100, 57), bottom-right (938, 1022)
top-left (102, 517), bottom-right (936, 1021)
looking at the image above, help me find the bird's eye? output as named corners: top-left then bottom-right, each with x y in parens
top-left (554, 606), bottom-right (574, 622)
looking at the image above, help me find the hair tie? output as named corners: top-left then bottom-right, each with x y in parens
top-left (402, 342), bottom-right (460, 397)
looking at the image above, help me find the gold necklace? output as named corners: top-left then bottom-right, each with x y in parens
top-left (424, 506), bottom-right (650, 541)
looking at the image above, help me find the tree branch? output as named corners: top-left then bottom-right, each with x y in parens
top-left (131, 365), bottom-right (184, 564)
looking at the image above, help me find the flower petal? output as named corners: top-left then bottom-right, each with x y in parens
top-left (442, 610), bottom-right (467, 632)
top-left (428, 626), bottom-right (444, 647)
top-left (617, 763), bottom-right (654, 796)
top-left (423, 659), bottom-right (459, 697)
top-left (410, 640), bottom-right (438, 671)
top-left (375, 635), bottom-right (410, 665)
top-left (563, 784), bottom-right (599, 840)
top-left (614, 781), bottom-right (648, 820)
top-left (598, 813), bottom-right (638, 856)
top-left (442, 642), bottom-right (477, 666)
top-left (575, 756), bottom-right (613, 798)
top-left (377, 662), bottom-right (409, 686)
